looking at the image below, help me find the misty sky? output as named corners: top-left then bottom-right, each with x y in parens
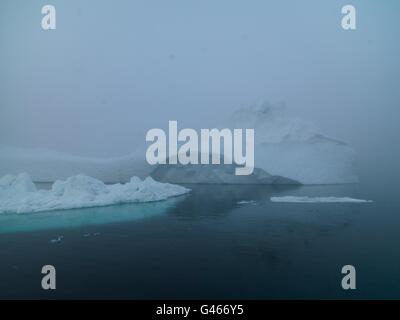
top-left (1, 0), bottom-right (399, 178)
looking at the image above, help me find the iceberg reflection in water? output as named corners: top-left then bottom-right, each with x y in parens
top-left (0, 197), bottom-right (185, 234)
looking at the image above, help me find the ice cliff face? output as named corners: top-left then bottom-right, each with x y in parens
top-left (0, 101), bottom-right (358, 185)
top-left (227, 102), bottom-right (358, 184)
top-left (0, 173), bottom-right (190, 214)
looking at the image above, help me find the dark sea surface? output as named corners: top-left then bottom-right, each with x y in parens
top-left (0, 177), bottom-right (399, 299)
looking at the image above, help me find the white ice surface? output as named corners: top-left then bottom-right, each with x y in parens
top-left (270, 196), bottom-right (372, 203)
top-left (0, 173), bottom-right (190, 214)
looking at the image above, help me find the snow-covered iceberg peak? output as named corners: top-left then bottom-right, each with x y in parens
top-left (0, 173), bottom-right (190, 214)
top-left (228, 101), bottom-right (358, 184)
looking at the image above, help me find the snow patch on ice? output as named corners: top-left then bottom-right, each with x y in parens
top-left (270, 196), bottom-right (372, 203)
top-left (0, 173), bottom-right (190, 214)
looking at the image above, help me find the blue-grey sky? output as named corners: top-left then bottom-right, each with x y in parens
top-left (1, 1), bottom-right (399, 178)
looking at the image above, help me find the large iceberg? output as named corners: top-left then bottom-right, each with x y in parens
top-left (227, 102), bottom-right (358, 184)
top-left (0, 101), bottom-right (358, 185)
top-left (0, 173), bottom-right (190, 214)
top-left (152, 101), bottom-right (358, 184)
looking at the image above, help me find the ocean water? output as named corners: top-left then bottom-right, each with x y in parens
top-left (0, 180), bottom-right (399, 299)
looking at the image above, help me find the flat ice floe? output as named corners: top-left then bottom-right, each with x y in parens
top-left (270, 196), bottom-right (372, 203)
top-left (0, 173), bottom-right (190, 214)
top-left (237, 200), bottom-right (257, 205)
